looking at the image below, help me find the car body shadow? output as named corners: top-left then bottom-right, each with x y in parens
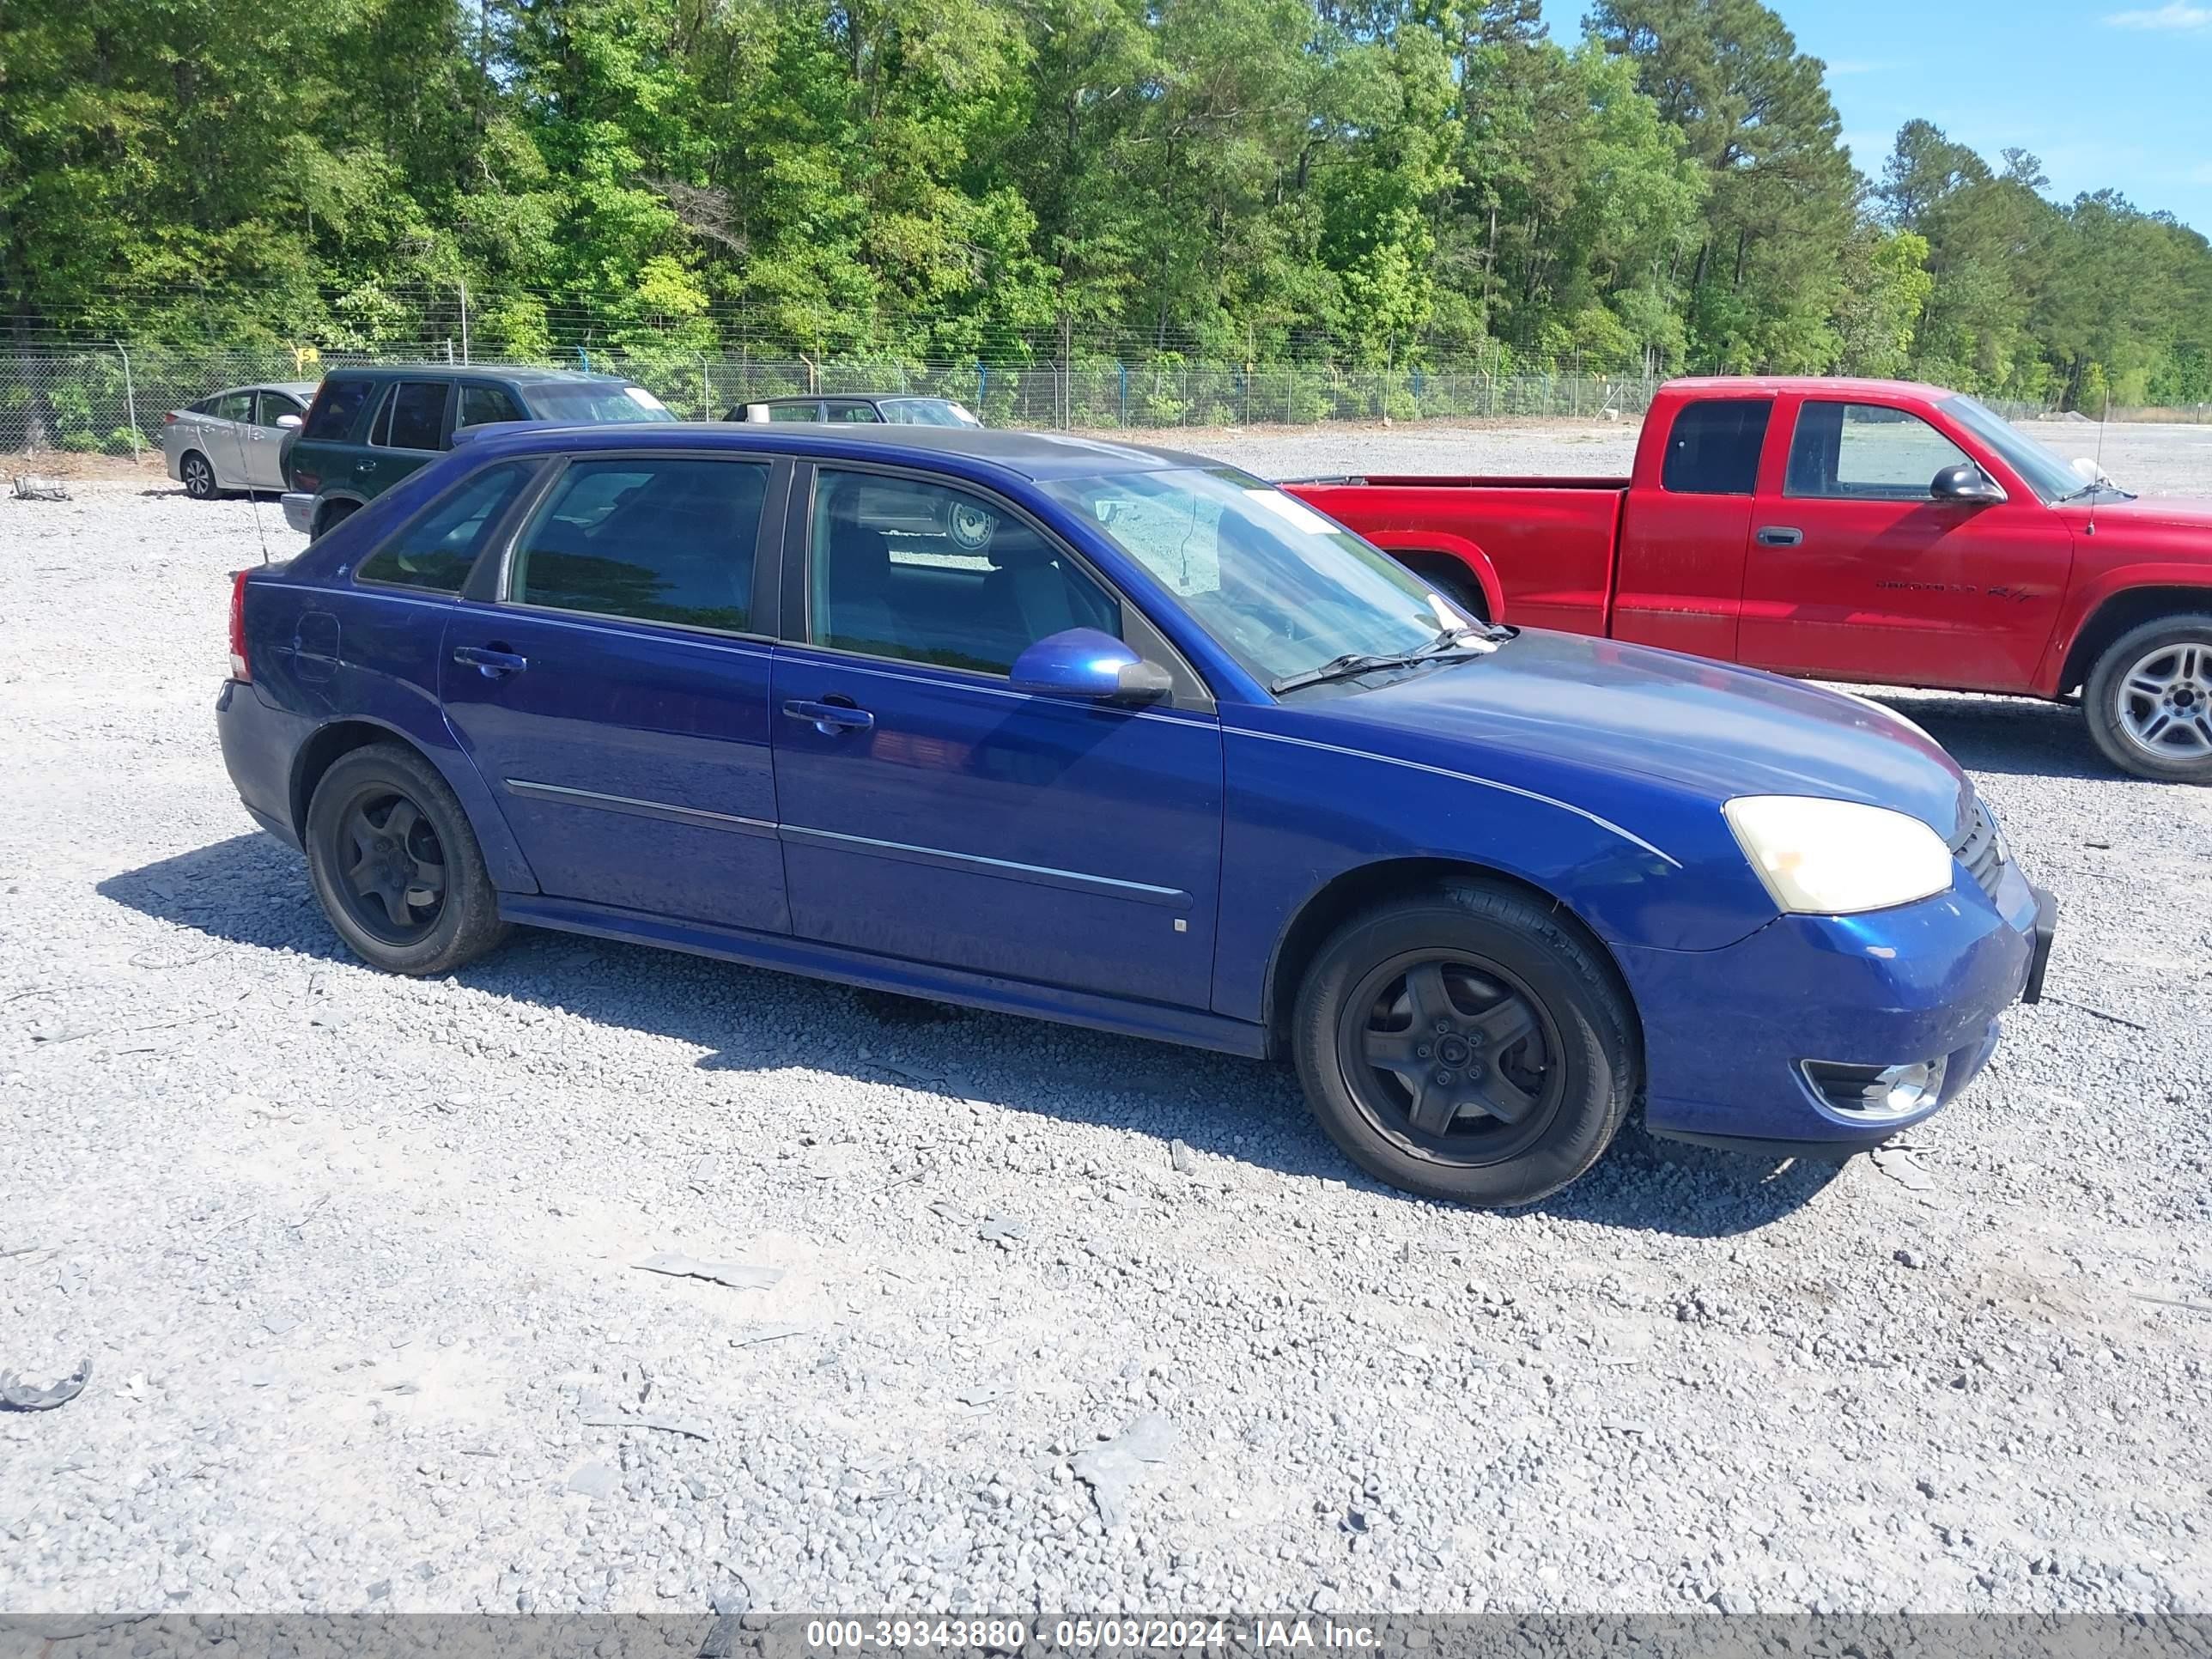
top-left (100, 832), bottom-right (1833, 1238)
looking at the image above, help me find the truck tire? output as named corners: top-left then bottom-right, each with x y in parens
top-left (2083, 614), bottom-right (2212, 783)
top-left (1290, 880), bottom-right (1638, 1207)
top-left (313, 499), bottom-right (357, 539)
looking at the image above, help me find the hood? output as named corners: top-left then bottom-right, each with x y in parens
top-left (2057, 495), bottom-right (2212, 541)
top-left (1300, 629), bottom-right (1970, 835)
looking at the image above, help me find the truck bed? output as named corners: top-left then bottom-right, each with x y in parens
top-left (1285, 475), bottom-right (1627, 633)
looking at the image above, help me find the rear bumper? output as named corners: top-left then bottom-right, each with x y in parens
top-left (280, 492), bottom-right (316, 536)
top-left (1620, 864), bottom-right (2050, 1151)
top-left (216, 678), bottom-right (311, 847)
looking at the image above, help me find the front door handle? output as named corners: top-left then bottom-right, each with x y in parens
top-left (453, 644), bottom-right (528, 678)
top-left (782, 698), bottom-right (875, 735)
top-left (1756, 526), bottom-right (1804, 547)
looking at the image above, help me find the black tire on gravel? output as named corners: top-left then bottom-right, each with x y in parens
top-left (181, 452), bottom-right (219, 501)
top-left (303, 742), bottom-right (511, 975)
top-left (1290, 880), bottom-right (1638, 1206)
top-left (2082, 613), bottom-right (2212, 784)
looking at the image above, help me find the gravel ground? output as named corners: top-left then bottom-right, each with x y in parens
top-left (3, 421), bottom-right (2209, 1620)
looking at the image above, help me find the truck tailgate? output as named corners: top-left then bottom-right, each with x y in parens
top-left (1286, 477), bottom-right (1627, 634)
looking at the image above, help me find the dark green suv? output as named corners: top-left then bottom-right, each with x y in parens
top-left (279, 366), bottom-right (678, 538)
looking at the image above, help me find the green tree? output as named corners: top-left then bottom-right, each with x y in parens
top-left (1590, 0), bottom-right (1857, 372)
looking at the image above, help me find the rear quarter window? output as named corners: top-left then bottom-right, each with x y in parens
top-left (354, 462), bottom-right (538, 593)
top-left (1661, 399), bottom-right (1772, 495)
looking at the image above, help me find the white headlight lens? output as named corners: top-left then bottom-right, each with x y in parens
top-left (1723, 795), bottom-right (1954, 915)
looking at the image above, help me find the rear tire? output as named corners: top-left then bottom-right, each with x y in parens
top-left (180, 452), bottom-right (219, 501)
top-left (2083, 614), bottom-right (2212, 783)
top-left (1290, 882), bottom-right (1636, 1206)
top-left (304, 743), bottom-right (510, 975)
top-left (312, 499), bottom-right (357, 539)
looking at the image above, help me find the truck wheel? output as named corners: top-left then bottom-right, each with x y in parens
top-left (1290, 881), bottom-right (1637, 1207)
top-left (313, 499), bottom-right (356, 539)
top-left (2084, 615), bottom-right (2212, 783)
top-left (304, 743), bottom-right (511, 975)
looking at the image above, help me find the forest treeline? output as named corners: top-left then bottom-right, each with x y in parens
top-left (3, 0), bottom-right (2209, 407)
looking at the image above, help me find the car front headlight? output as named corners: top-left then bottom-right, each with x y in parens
top-left (1723, 795), bottom-right (1954, 915)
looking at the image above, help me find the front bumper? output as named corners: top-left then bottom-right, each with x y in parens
top-left (280, 492), bottom-right (316, 536)
top-left (1620, 861), bottom-right (2052, 1152)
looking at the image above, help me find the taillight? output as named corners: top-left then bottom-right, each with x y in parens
top-left (164, 410), bottom-right (178, 426)
top-left (228, 569), bottom-right (252, 682)
top-left (291, 468), bottom-right (320, 494)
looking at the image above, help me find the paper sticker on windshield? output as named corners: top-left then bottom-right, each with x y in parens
top-left (623, 386), bottom-right (669, 411)
top-left (1244, 489), bottom-right (1339, 538)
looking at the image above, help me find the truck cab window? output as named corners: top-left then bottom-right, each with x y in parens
top-left (1661, 399), bottom-right (1771, 495)
top-left (1786, 402), bottom-right (1973, 501)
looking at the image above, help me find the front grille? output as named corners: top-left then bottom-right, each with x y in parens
top-left (1950, 794), bottom-right (2007, 901)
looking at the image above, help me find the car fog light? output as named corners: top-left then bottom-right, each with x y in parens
top-left (1800, 1056), bottom-right (1950, 1121)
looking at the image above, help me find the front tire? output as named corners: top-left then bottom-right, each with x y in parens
top-left (304, 743), bottom-right (510, 975)
top-left (180, 452), bottom-right (219, 501)
top-left (2084, 614), bottom-right (2212, 782)
top-left (1291, 882), bottom-right (1637, 1206)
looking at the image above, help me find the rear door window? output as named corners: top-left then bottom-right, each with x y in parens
top-left (303, 379), bottom-right (374, 441)
top-left (508, 458), bottom-right (770, 633)
top-left (458, 385), bottom-right (526, 428)
top-left (355, 462), bottom-right (538, 593)
top-left (1661, 399), bottom-right (1771, 495)
top-left (824, 400), bottom-right (883, 422)
top-left (380, 381), bottom-right (453, 451)
top-left (768, 402), bottom-right (823, 422)
top-left (212, 392), bottom-right (254, 423)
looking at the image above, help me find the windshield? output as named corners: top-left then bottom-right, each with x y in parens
top-left (526, 383), bottom-right (678, 424)
top-left (1940, 394), bottom-right (2115, 503)
top-left (879, 398), bottom-right (981, 427)
top-left (1042, 466), bottom-right (1478, 690)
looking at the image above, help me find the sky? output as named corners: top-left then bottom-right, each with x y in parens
top-left (1538, 0), bottom-right (2212, 235)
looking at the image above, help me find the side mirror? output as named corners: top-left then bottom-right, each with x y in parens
top-left (1009, 627), bottom-right (1172, 705)
top-left (1930, 463), bottom-right (2004, 505)
top-left (276, 413), bottom-right (303, 430)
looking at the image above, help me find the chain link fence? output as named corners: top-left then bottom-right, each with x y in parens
top-left (0, 340), bottom-right (1661, 456)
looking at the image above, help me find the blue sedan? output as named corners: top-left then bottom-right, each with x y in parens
top-left (216, 422), bottom-right (2055, 1206)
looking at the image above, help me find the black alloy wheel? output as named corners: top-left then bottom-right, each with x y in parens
top-left (328, 786), bottom-right (450, 945)
top-left (302, 741), bottom-right (510, 975)
top-left (1334, 948), bottom-right (1565, 1166)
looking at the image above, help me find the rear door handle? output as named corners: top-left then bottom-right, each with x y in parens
top-left (453, 644), bottom-right (528, 678)
top-left (782, 698), bottom-right (875, 734)
top-left (1756, 526), bottom-right (1803, 547)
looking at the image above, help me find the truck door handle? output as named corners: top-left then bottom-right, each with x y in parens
top-left (782, 698), bottom-right (875, 735)
top-left (453, 644), bottom-right (528, 678)
top-left (1756, 526), bottom-right (1803, 547)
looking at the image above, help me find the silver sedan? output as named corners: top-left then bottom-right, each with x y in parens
top-left (162, 382), bottom-right (319, 498)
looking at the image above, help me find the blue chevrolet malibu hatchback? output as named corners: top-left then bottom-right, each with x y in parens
top-left (218, 423), bottom-right (2055, 1206)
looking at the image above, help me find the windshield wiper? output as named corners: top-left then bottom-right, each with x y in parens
top-left (1269, 628), bottom-right (1502, 695)
top-left (2054, 479), bottom-right (2136, 505)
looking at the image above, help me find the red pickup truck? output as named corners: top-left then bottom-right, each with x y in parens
top-left (1287, 376), bottom-right (2212, 782)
